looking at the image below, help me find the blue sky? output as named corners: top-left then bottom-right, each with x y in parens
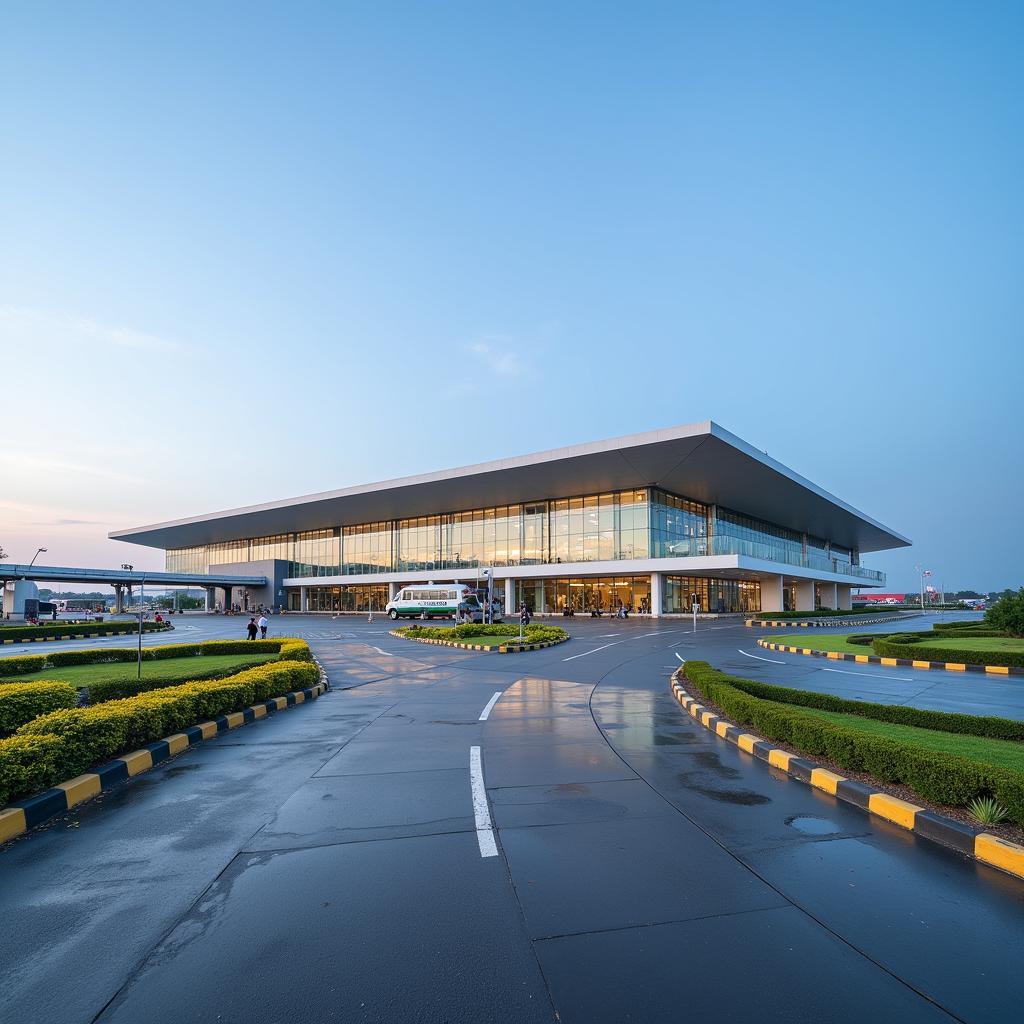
top-left (1, 1), bottom-right (1020, 592)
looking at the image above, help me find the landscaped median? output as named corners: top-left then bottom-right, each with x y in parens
top-left (670, 660), bottom-right (1024, 881)
top-left (392, 622), bottom-right (569, 653)
top-left (760, 620), bottom-right (1024, 675)
top-left (0, 619), bottom-right (174, 644)
top-left (0, 638), bottom-right (328, 844)
top-left (746, 614), bottom-right (910, 629)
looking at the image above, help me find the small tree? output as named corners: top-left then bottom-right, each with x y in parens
top-left (0, 545), bottom-right (8, 561)
top-left (986, 588), bottom-right (1024, 637)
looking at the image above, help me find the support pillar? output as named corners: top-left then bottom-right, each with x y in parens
top-left (222, 586), bottom-right (233, 612)
top-left (816, 582), bottom-right (838, 610)
top-left (205, 586), bottom-right (216, 612)
top-left (837, 584), bottom-right (852, 611)
top-left (504, 578), bottom-right (515, 618)
top-left (760, 574), bottom-right (784, 613)
top-left (300, 586), bottom-right (309, 613)
top-left (649, 573), bottom-right (663, 617)
top-left (795, 578), bottom-right (814, 612)
top-left (114, 585), bottom-right (125, 614)
top-left (388, 582), bottom-right (399, 602)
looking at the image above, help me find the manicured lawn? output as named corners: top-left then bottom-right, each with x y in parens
top-left (454, 633), bottom-right (528, 647)
top-left (922, 636), bottom-right (1024, 654)
top-left (5, 653), bottom-right (278, 685)
top-left (794, 705), bottom-right (1024, 773)
top-left (764, 633), bottom-right (870, 654)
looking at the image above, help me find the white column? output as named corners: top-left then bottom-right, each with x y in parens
top-left (837, 584), bottom-right (852, 611)
top-left (300, 586), bottom-right (308, 612)
top-left (795, 578), bottom-right (815, 611)
top-left (817, 582), bottom-right (838, 610)
top-left (504, 578), bottom-right (515, 617)
top-left (760, 574), bottom-right (784, 613)
top-left (649, 573), bottom-right (663, 618)
top-left (388, 582), bottom-right (399, 601)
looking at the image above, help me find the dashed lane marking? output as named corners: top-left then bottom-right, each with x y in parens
top-left (469, 746), bottom-right (498, 858)
top-left (479, 691), bottom-right (503, 721)
top-left (675, 652), bottom-right (686, 664)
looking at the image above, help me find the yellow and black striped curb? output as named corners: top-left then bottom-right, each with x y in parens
top-left (745, 615), bottom-right (908, 629)
top-left (1, 624), bottom-right (175, 644)
top-left (756, 638), bottom-right (1024, 677)
top-left (668, 670), bottom-right (1024, 882)
top-left (0, 680), bottom-right (329, 846)
top-left (389, 629), bottom-right (568, 654)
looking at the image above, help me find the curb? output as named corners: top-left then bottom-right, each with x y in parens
top-left (1, 624), bottom-right (176, 645)
top-left (389, 629), bottom-right (568, 654)
top-left (0, 679), bottom-right (329, 846)
top-left (756, 638), bottom-right (1024, 677)
top-left (745, 615), bottom-right (908, 629)
top-left (668, 670), bottom-right (1024, 882)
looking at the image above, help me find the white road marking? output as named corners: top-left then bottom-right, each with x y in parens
top-left (369, 646), bottom-right (393, 657)
top-left (675, 652), bottom-right (686, 663)
top-left (737, 649), bottom-right (786, 665)
top-left (562, 640), bottom-right (627, 661)
top-left (479, 691), bottom-right (503, 721)
top-left (821, 667), bottom-right (915, 681)
top-left (597, 633), bottom-right (621, 637)
top-left (469, 746), bottom-right (498, 858)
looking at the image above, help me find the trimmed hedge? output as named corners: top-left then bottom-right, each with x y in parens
top-left (43, 637), bottom-right (312, 668)
top-left (871, 634), bottom-right (1024, 668)
top-left (401, 623), bottom-right (568, 644)
top-left (0, 682), bottom-right (77, 736)
top-left (82, 659), bottom-right (279, 704)
top-left (0, 621), bottom-right (171, 643)
top-left (755, 609), bottom-right (898, 619)
top-left (682, 661), bottom-right (1024, 825)
top-left (703, 673), bottom-right (1024, 742)
top-left (2, 659), bottom-right (319, 804)
top-left (0, 655), bottom-right (46, 679)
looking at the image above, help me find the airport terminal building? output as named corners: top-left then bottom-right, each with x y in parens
top-left (111, 422), bottom-right (909, 616)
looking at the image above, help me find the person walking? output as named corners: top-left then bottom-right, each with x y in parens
top-left (258, 612), bottom-right (269, 639)
top-left (246, 616), bottom-right (258, 640)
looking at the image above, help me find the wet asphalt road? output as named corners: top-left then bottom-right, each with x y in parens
top-left (0, 613), bottom-right (1021, 1024)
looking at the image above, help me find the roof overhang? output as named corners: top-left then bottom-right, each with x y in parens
top-left (110, 421), bottom-right (911, 554)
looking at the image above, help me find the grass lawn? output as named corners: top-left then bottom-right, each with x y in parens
top-left (921, 636), bottom-right (1024, 654)
top-left (453, 633), bottom-right (529, 647)
top-left (5, 653), bottom-right (278, 686)
top-left (764, 633), bottom-right (870, 654)
top-left (793, 705), bottom-right (1024, 773)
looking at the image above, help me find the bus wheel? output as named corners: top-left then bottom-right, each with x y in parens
top-left (389, 609), bottom-right (399, 620)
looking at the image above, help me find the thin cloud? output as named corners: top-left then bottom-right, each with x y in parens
top-left (464, 339), bottom-right (522, 376)
top-left (0, 306), bottom-right (185, 354)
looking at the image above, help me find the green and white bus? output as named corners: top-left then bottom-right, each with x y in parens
top-left (386, 584), bottom-right (482, 621)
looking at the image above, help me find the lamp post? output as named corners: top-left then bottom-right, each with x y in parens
top-left (28, 547), bottom-right (47, 569)
top-left (138, 576), bottom-right (146, 679)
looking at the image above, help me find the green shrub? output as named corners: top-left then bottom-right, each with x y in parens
top-left (969, 795), bottom-right (1010, 825)
top-left (0, 682), bottom-right (78, 736)
top-left (82, 659), bottom-right (280, 703)
top-left (681, 661), bottom-right (1024, 824)
top-left (0, 735), bottom-right (65, 805)
top-left (701, 673), bottom-right (1024, 741)
top-left (986, 589), bottom-right (1024, 637)
top-left (0, 621), bottom-right (170, 643)
top-left (871, 635), bottom-right (1024, 668)
top-left (755, 609), bottom-right (897, 619)
top-left (9, 660), bottom-right (319, 799)
top-left (400, 623), bottom-right (567, 644)
top-left (0, 654), bottom-right (47, 679)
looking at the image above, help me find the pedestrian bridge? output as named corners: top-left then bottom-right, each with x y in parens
top-left (0, 564), bottom-right (267, 614)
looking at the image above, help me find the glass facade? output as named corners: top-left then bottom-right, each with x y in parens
top-left (663, 576), bottom-right (761, 613)
top-left (164, 487), bottom-right (884, 583)
top-left (299, 583), bottom-right (389, 613)
top-left (514, 576), bottom-right (652, 614)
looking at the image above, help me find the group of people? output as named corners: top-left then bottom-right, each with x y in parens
top-left (246, 613), bottom-right (270, 640)
top-left (561, 604), bottom-right (631, 618)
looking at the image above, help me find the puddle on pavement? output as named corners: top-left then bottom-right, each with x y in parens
top-left (691, 750), bottom-right (740, 778)
top-left (688, 784), bottom-right (770, 805)
top-left (786, 815), bottom-right (842, 835)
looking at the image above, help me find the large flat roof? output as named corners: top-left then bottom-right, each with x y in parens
top-left (111, 421), bottom-right (911, 553)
